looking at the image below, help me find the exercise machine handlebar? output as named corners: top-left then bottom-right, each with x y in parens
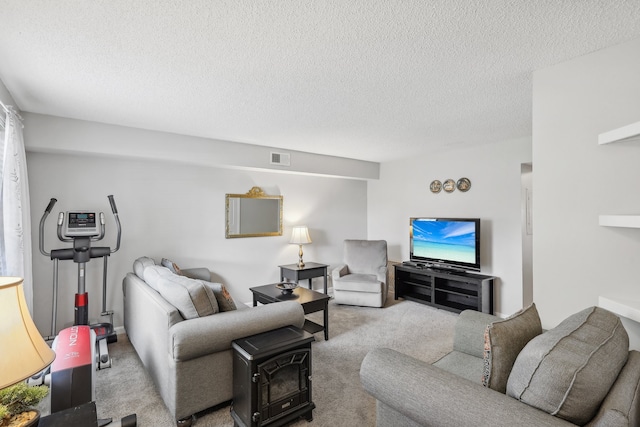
top-left (39, 198), bottom-right (57, 257)
top-left (108, 195), bottom-right (121, 253)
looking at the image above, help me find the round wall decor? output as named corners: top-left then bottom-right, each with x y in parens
top-left (443, 179), bottom-right (456, 193)
top-left (430, 180), bottom-right (442, 193)
top-left (456, 177), bottom-right (471, 192)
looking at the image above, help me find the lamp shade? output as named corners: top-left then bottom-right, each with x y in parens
top-left (0, 277), bottom-right (55, 389)
top-left (289, 226), bottom-right (312, 245)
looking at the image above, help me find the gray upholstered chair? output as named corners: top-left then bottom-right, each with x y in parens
top-left (331, 239), bottom-right (388, 307)
top-left (361, 305), bottom-right (640, 426)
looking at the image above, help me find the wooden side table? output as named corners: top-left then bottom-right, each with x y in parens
top-left (251, 284), bottom-right (330, 340)
top-left (279, 262), bottom-right (328, 294)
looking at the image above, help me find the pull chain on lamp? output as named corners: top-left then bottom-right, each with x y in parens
top-left (0, 277), bottom-right (56, 389)
top-left (290, 226), bottom-right (312, 268)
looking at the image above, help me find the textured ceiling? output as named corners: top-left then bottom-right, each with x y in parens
top-left (1, 1), bottom-right (640, 162)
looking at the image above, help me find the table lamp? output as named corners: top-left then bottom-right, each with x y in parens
top-left (290, 226), bottom-right (312, 268)
top-left (0, 277), bottom-right (56, 389)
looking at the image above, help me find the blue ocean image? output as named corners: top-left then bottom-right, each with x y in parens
top-left (412, 220), bottom-right (476, 263)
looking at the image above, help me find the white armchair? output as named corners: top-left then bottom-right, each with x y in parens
top-left (331, 240), bottom-right (388, 307)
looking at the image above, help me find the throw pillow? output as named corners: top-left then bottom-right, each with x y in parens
top-left (204, 281), bottom-right (237, 312)
top-left (506, 306), bottom-right (629, 425)
top-left (152, 269), bottom-right (220, 319)
top-left (133, 256), bottom-right (156, 279)
top-left (142, 264), bottom-right (173, 293)
top-left (482, 303), bottom-right (542, 393)
top-left (161, 258), bottom-right (183, 275)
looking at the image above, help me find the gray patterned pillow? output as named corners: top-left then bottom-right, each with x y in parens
top-left (482, 303), bottom-right (542, 393)
top-left (204, 281), bottom-right (237, 312)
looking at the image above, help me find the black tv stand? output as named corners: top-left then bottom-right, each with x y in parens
top-left (394, 263), bottom-right (495, 314)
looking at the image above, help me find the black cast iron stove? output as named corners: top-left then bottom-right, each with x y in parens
top-left (231, 326), bottom-right (315, 427)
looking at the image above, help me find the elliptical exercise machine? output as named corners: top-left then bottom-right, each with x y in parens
top-left (38, 195), bottom-right (135, 426)
top-left (39, 195), bottom-right (121, 368)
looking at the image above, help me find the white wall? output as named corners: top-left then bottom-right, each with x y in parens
top-left (533, 37), bottom-right (640, 349)
top-left (0, 79), bottom-right (17, 107)
top-left (25, 116), bottom-right (368, 335)
top-left (368, 137), bottom-right (532, 317)
top-left (24, 113), bottom-right (379, 180)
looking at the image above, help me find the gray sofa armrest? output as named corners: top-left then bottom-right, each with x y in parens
top-left (331, 264), bottom-right (348, 280)
top-left (587, 350), bottom-right (640, 427)
top-left (376, 266), bottom-right (388, 283)
top-left (169, 300), bottom-right (305, 361)
top-left (360, 348), bottom-right (575, 427)
top-left (181, 268), bottom-right (211, 281)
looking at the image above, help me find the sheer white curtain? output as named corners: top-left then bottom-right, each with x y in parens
top-left (0, 106), bottom-right (33, 312)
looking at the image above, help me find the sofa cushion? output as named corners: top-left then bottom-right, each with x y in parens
top-left (203, 281), bottom-right (237, 312)
top-left (142, 264), bottom-right (173, 292)
top-left (453, 310), bottom-right (500, 358)
top-left (144, 265), bottom-right (219, 319)
top-left (333, 273), bottom-right (381, 292)
top-left (342, 240), bottom-right (387, 274)
top-left (506, 306), bottom-right (629, 425)
top-left (482, 303), bottom-right (542, 393)
top-left (434, 350), bottom-right (486, 384)
top-left (133, 256), bottom-right (156, 279)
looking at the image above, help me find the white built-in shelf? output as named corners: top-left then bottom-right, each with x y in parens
top-left (599, 296), bottom-right (640, 324)
top-left (599, 215), bottom-right (640, 228)
top-left (598, 123), bottom-right (640, 225)
top-left (598, 121), bottom-right (640, 145)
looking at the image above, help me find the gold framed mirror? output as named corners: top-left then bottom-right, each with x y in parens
top-left (225, 187), bottom-right (283, 238)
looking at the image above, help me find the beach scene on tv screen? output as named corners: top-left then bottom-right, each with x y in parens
top-left (413, 220), bottom-right (476, 264)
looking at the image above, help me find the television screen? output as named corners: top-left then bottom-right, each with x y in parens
top-left (410, 217), bottom-right (480, 271)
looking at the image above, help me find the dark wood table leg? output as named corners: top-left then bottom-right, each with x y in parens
top-left (323, 267), bottom-right (327, 294)
top-left (323, 300), bottom-right (329, 340)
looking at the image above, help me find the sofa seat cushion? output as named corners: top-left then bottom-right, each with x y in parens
top-left (507, 306), bottom-right (629, 425)
top-left (333, 273), bottom-right (382, 293)
top-left (482, 303), bottom-right (542, 393)
top-left (144, 265), bottom-right (219, 319)
top-left (434, 350), bottom-right (485, 384)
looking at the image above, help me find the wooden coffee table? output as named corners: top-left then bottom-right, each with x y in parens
top-left (250, 283), bottom-right (330, 340)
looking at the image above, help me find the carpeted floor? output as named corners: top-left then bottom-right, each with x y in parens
top-left (41, 298), bottom-right (458, 426)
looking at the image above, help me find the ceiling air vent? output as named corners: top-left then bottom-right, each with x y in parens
top-left (270, 152), bottom-right (291, 166)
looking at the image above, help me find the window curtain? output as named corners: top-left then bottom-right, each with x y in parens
top-left (0, 106), bottom-right (33, 312)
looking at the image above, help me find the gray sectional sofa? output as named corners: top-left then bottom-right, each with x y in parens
top-left (122, 257), bottom-right (305, 425)
top-left (361, 304), bottom-right (640, 426)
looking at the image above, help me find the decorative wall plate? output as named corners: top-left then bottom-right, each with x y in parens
top-left (443, 179), bottom-right (456, 193)
top-left (429, 180), bottom-right (442, 193)
top-left (456, 177), bottom-right (471, 192)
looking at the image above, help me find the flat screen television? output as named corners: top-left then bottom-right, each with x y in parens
top-left (409, 217), bottom-right (481, 272)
